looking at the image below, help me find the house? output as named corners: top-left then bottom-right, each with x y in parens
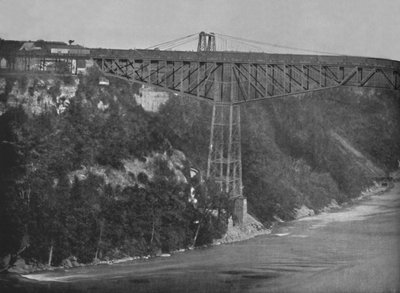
top-left (1, 38), bottom-right (91, 73)
top-left (50, 47), bottom-right (69, 54)
top-left (0, 58), bottom-right (7, 68)
top-left (99, 76), bottom-right (110, 86)
top-left (19, 42), bottom-right (42, 51)
top-left (0, 39), bottom-right (25, 69)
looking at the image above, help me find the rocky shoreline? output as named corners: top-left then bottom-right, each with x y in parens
top-left (213, 178), bottom-right (393, 246)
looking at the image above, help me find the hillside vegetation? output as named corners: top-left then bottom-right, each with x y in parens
top-left (1, 67), bottom-right (399, 270)
top-left (0, 69), bottom-right (227, 270)
top-left (159, 87), bottom-right (400, 223)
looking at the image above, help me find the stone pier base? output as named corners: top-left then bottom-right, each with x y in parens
top-left (233, 197), bottom-right (247, 226)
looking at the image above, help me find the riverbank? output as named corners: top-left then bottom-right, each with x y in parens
top-left (4, 179), bottom-right (393, 277)
top-left (213, 179), bottom-right (392, 245)
top-left (8, 181), bottom-right (398, 293)
top-left (213, 214), bottom-right (271, 245)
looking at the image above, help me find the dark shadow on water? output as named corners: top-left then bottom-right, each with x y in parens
top-left (242, 273), bottom-right (278, 280)
top-left (220, 270), bottom-right (279, 281)
top-left (221, 270), bottom-right (253, 275)
top-left (129, 278), bottom-right (151, 284)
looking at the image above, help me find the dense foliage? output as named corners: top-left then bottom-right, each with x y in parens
top-left (0, 70), bottom-right (228, 268)
top-left (1, 67), bottom-right (399, 268)
top-left (158, 88), bottom-right (400, 224)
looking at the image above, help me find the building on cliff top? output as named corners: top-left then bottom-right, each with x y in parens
top-left (1, 38), bottom-right (90, 73)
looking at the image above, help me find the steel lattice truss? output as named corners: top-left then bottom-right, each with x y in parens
top-left (92, 50), bottom-right (400, 104)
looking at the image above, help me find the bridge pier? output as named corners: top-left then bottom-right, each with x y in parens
top-left (207, 102), bottom-right (247, 226)
top-left (207, 65), bottom-right (246, 225)
top-left (233, 196), bottom-right (247, 226)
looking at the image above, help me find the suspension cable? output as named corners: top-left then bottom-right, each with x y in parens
top-left (145, 33), bottom-right (198, 50)
top-left (145, 31), bottom-right (345, 55)
top-left (161, 35), bottom-right (199, 50)
top-left (217, 35), bottom-right (270, 53)
top-left (215, 32), bottom-right (344, 56)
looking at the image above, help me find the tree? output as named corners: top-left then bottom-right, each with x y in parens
top-left (191, 179), bottom-right (230, 247)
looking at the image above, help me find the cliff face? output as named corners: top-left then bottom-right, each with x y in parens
top-left (0, 72), bottom-right (191, 193)
top-left (0, 75), bottom-right (78, 116)
top-left (134, 85), bottom-right (170, 112)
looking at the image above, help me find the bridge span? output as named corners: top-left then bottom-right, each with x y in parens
top-left (5, 47), bottom-right (400, 103)
top-left (3, 34), bottom-right (400, 225)
top-left (90, 49), bottom-right (400, 104)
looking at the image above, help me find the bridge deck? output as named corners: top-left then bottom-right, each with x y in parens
top-left (89, 49), bottom-right (400, 69)
top-left (3, 48), bottom-right (400, 103)
top-left (88, 49), bottom-right (400, 103)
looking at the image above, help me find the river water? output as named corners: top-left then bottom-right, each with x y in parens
top-left (1, 184), bottom-right (399, 293)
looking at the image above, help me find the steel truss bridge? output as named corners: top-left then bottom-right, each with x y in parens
top-left (6, 32), bottom-right (400, 224)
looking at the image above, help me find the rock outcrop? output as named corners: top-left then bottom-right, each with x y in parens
top-left (0, 75), bottom-right (79, 116)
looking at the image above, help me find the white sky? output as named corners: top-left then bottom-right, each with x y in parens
top-left (1, 0), bottom-right (400, 60)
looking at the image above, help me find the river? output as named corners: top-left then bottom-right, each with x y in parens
top-left (1, 184), bottom-right (399, 293)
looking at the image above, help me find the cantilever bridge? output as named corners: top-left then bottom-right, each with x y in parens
top-left (5, 32), bottom-right (400, 223)
top-left (89, 32), bottom-right (400, 223)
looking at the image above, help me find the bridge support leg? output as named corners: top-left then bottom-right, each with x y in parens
top-left (207, 101), bottom-right (246, 226)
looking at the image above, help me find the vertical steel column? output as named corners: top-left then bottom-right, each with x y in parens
top-left (306, 65), bottom-right (310, 90)
top-left (206, 64), bottom-right (225, 191)
top-left (218, 104), bottom-right (225, 192)
top-left (271, 65), bottom-right (275, 96)
top-left (230, 68), bottom-right (245, 224)
top-left (247, 64), bottom-right (251, 98)
top-left (265, 64), bottom-right (269, 96)
top-left (207, 103), bottom-right (216, 178)
top-left (179, 62), bottom-right (184, 93)
top-left (226, 70), bottom-right (234, 192)
top-left (197, 63), bottom-right (201, 97)
top-left (145, 60), bottom-right (151, 85)
top-left (237, 105), bottom-right (243, 198)
top-left (187, 62), bottom-right (191, 91)
top-left (217, 66), bottom-right (225, 192)
top-left (357, 67), bottom-right (362, 86)
top-left (283, 65), bottom-right (287, 94)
